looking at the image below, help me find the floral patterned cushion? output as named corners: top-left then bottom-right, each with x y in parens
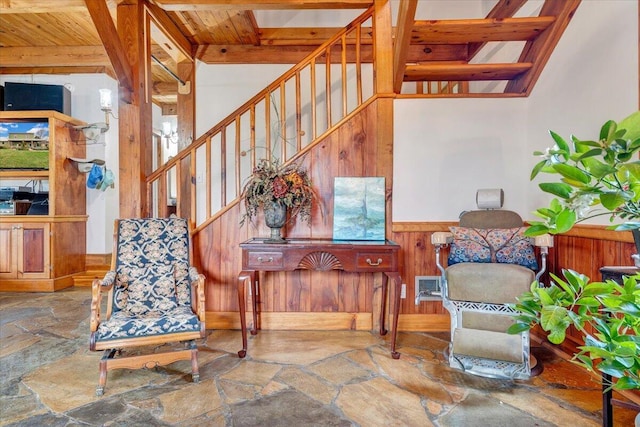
top-left (95, 306), bottom-right (200, 342)
top-left (112, 218), bottom-right (192, 313)
top-left (124, 268), bottom-right (178, 315)
top-left (447, 226), bottom-right (538, 270)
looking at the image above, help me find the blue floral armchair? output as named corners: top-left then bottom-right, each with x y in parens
top-left (89, 218), bottom-right (206, 396)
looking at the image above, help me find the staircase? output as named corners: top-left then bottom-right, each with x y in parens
top-left (395, 0), bottom-right (581, 95)
top-left (143, 1), bottom-right (581, 326)
top-left (147, 0), bottom-right (581, 231)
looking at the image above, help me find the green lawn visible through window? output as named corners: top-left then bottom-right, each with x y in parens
top-left (0, 149), bottom-right (49, 170)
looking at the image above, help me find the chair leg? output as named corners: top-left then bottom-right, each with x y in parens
top-left (96, 349), bottom-right (117, 396)
top-left (189, 341), bottom-right (200, 383)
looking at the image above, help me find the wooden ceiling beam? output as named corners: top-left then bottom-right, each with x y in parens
top-left (0, 66), bottom-right (115, 79)
top-left (468, 0), bottom-right (528, 59)
top-left (197, 44), bottom-right (370, 63)
top-left (151, 0), bottom-right (372, 11)
top-left (0, 0), bottom-right (88, 13)
top-left (196, 43), bottom-right (467, 64)
top-left (0, 43), bottom-right (466, 68)
top-left (0, 46), bottom-right (109, 67)
top-left (412, 16), bottom-right (556, 44)
top-left (85, 0), bottom-right (134, 99)
top-left (505, 0), bottom-right (582, 95)
top-left (258, 27), bottom-right (372, 45)
top-left (404, 62), bottom-right (533, 82)
top-left (152, 80), bottom-right (179, 96)
top-left (393, 0), bottom-right (417, 93)
top-left (146, 1), bottom-right (195, 60)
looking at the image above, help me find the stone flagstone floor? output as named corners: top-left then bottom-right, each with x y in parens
top-left (1, 288), bottom-right (638, 426)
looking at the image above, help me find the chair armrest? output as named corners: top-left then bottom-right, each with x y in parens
top-left (534, 234), bottom-right (554, 248)
top-left (431, 232), bottom-right (453, 246)
top-left (189, 267), bottom-right (206, 323)
top-left (90, 271), bottom-right (116, 332)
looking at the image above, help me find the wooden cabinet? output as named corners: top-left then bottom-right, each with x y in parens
top-left (0, 222), bottom-right (50, 280)
top-left (0, 111), bottom-right (87, 292)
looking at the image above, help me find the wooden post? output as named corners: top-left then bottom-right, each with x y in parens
top-left (177, 60), bottom-right (195, 221)
top-left (372, 0), bottom-right (395, 333)
top-left (117, 0), bottom-right (152, 218)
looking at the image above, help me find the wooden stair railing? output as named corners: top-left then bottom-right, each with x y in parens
top-left (146, 0), bottom-right (581, 228)
top-left (146, 7), bottom-right (376, 232)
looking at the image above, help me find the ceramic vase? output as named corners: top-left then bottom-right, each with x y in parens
top-left (264, 201), bottom-right (287, 243)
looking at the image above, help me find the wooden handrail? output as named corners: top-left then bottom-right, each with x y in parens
top-left (146, 6), bottom-right (377, 230)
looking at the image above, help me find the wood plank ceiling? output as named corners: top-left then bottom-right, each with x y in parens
top-left (0, 0), bottom-right (580, 109)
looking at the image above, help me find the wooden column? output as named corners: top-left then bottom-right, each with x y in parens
top-left (177, 60), bottom-right (195, 221)
top-left (373, 0), bottom-right (394, 235)
top-left (117, 0), bottom-right (152, 218)
top-left (372, 0), bottom-right (395, 332)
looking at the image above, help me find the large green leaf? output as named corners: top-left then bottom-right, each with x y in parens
top-left (614, 376), bottom-right (640, 390)
top-left (506, 322), bottom-right (531, 334)
top-left (622, 162), bottom-right (640, 179)
top-left (540, 305), bottom-right (570, 344)
top-left (549, 130), bottom-right (570, 152)
top-left (524, 224), bottom-right (550, 236)
top-left (554, 209), bottom-right (577, 233)
top-left (585, 160), bottom-right (621, 180)
top-left (552, 163), bottom-right (591, 184)
top-left (618, 110), bottom-right (640, 142)
top-left (539, 182), bottom-right (573, 199)
top-left (600, 192), bottom-right (629, 210)
top-left (530, 160), bottom-right (548, 180)
top-left (600, 119), bottom-right (617, 142)
top-left (582, 282), bottom-right (615, 296)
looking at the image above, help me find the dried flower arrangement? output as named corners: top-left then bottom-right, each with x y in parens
top-left (240, 157), bottom-right (315, 226)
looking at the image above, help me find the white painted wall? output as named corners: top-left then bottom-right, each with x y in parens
top-left (393, 0), bottom-right (638, 223)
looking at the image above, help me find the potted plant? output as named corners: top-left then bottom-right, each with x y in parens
top-left (240, 157), bottom-right (315, 242)
top-left (525, 111), bottom-right (640, 240)
top-left (508, 111), bottom-right (640, 393)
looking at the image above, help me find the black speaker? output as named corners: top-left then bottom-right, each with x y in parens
top-left (4, 82), bottom-right (71, 115)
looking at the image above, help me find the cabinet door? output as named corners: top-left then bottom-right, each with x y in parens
top-left (0, 223), bottom-right (18, 278)
top-left (18, 223), bottom-right (50, 279)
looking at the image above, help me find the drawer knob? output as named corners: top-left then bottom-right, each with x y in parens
top-left (257, 256), bottom-right (273, 263)
top-left (366, 258), bottom-right (382, 266)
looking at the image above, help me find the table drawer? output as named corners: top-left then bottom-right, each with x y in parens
top-left (247, 251), bottom-right (284, 269)
top-left (356, 252), bottom-right (395, 270)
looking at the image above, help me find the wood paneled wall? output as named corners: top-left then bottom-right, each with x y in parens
top-left (194, 100), bottom-right (399, 330)
top-left (193, 98), bottom-right (637, 332)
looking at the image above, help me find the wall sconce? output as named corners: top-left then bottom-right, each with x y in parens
top-left (162, 121), bottom-right (178, 148)
top-left (73, 88), bottom-right (115, 143)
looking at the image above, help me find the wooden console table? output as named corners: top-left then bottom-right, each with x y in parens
top-left (237, 238), bottom-right (402, 359)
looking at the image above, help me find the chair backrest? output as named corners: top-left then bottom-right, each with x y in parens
top-left (459, 210), bottom-right (523, 229)
top-left (111, 217), bottom-right (192, 313)
top-left (448, 209), bottom-right (537, 270)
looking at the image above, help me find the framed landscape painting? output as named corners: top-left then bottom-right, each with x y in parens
top-left (333, 177), bottom-right (385, 240)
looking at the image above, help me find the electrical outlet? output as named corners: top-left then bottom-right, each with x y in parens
top-left (400, 283), bottom-right (406, 299)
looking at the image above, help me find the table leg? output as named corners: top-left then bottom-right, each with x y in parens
top-left (250, 273), bottom-right (259, 335)
top-left (602, 373), bottom-right (613, 427)
top-left (379, 273), bottom-right (388, 336)
top-left (237, 271), bottom-right (254, 358)
top-left (386, 272), bottom-right (402, 359)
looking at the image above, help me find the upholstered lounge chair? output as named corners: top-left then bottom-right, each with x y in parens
top-left (89, 217), bottom-right (206, 396)
top-left (431, 190), bottom-right (552, 380)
